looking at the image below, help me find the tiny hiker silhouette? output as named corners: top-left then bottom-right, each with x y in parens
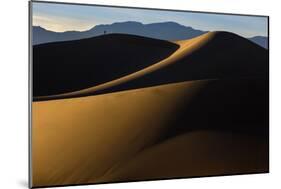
top-left (104, 30), bottom-right (107, 35)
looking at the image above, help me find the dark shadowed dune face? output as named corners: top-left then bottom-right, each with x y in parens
top-left (157, 78), bottom-right (269, 144)
top-left (33, 34), bottom-right (179, 96)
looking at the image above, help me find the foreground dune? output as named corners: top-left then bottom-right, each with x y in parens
top-left (32, 80), bottom-right (207, 187)
top-left (32, 79), bottom-right (268, 187)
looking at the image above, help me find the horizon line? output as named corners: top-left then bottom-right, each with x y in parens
top-left (32, 21), bottom-right (267, 38)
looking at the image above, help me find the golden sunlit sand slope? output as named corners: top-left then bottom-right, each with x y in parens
top-left (32, 79), bottom-right (268, 187)
top-left (32, 80), bottom-right (207, 186)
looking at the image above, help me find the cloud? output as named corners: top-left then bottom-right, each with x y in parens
top-left (33, 15), bottom-right (95, 32)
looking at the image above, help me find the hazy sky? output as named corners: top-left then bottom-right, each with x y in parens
top-left (32, 1), bottom-right (268, 38)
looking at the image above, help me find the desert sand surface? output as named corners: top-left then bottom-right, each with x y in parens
top-left (32, 32), bottom-right (269, 187)
top-left (32, 80), bottom-right (208, 187)
top-left (32, 79), bottom-right (268, 187)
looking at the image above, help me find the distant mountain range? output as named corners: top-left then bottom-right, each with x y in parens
top-left (32, 21), bottom-right (268, 49)
top-left (248, 36), bottom-right (268, 49)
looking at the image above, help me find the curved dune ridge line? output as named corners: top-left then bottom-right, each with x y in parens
top-left (33, 33), bottom-right (180, 96)
top-left (32, 80), bottom-right (209, 187)
top-left (34, 32), bottom-right (216, 101)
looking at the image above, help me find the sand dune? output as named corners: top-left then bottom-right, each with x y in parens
top-left (33, 34), bottom-right (179, 96)
top-left (32, 31), bottom-right (269, 188)
top-left (34, 31), bottom-right (268, 101)
top-left (32, 80), bottom-right (207, 187)
top-left (32, 78), bottom-right (268, 187)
